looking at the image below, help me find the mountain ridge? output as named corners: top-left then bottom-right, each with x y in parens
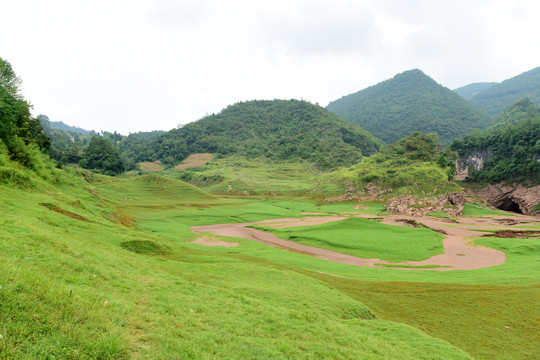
top-left (469, 66), bottom-right (540, 115)
top-left (148, 99), bottom-right (383, 169)
top-left (453, 82), bottom-right (497, 100)
top-left (326, 69), bottom-right (491, 146)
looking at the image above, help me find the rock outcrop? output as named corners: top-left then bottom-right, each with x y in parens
top-left (455, 148), bottom-right (493, 180)
top-left (385, 192), bottom-right (466, 217)
top-left (465, 183), bottom-right (540, 215)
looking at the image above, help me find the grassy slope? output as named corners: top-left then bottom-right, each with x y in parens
top-left (97, 183), bottom-right (540, 360)
top-left (161, 198), bottom-right (539, 360)
top-left (166, 156), bottom-right (332, 197)
top-left (0, 171), bottom-right (475, 359)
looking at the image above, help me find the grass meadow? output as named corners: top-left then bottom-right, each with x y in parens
top-left (1, 170), bottom-right (538, 359)
top-left (252, 217), bottom-right (444, 262)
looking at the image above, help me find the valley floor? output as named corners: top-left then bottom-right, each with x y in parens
top-left (1, 173), bottom-right (539, 359)
top-left (191, 212), bottom-right (539, 270)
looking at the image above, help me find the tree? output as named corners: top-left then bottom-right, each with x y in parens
top-left (80, 136), bottom-right (124, 175)
top-left (0, 58), bottom-right (51, 167)
top-left (0, 58), bottom-right (22, 99)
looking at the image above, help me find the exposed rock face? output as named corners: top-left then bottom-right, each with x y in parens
top-left (455, 148), bottom-right (493, 180)
top-left (385, 192), bottom-right (466, 217)
top-left (465, 183), bottom-right (540, 215)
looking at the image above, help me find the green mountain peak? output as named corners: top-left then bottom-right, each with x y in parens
top-left (326, 69), bottom-right (491, 146)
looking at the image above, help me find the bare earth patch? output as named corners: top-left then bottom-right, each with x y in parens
top-left (191, 213), bottom-right (540, 271)
top-left (40, 203), bottom-right (90, 222)
top-left (255, 216), bottom-right (347, 229)
top-left (138, 161), bottom-right (164, 172)
top-left (190, 236), bottom-right (239, 247)
top-left (483, 230), bottom-right (540, 238)
top-left (174, 153), bottom-right (213, 171)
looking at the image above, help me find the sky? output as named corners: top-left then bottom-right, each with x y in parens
top-left (1, 0), bottom-right (539, 134)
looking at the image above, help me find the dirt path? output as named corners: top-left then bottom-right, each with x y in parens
top-left (190, 214), bottom-right (539, 271)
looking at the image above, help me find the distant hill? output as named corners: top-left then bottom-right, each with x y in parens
top-left (469, 66), bottom-right (540, 116)
top-left (38, 114), bottom-right (92, 135)
top-left (454, 82), bottom-right (497, 100)
top-left (50, 121), bottom-right (91, 134)
top-left (489, 97), bottom-right (540, 130)
top-left (326, 69), bottom-right (491, 146)
top-left (149, 99), bottom-right (383, 169)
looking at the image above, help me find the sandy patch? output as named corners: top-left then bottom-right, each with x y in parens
top-left (255, 216), bottom-right (347, 229)
top-left (190, 236), bottom-right (239, 247)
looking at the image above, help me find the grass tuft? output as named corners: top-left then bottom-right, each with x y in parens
top-left (120, 240), bottom-right (169, 255)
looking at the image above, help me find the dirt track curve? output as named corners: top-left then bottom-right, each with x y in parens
top-left (190, 213), bottom-right (539, 271)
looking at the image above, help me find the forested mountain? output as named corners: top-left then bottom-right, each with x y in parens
top-left (453, 82), bottom-right (497, 100)
top-left (450, 103), bottom-right (540, 183)
top-left (148, 99), bottom-right (383, 169)
top-left (39, 116), bottom-right (93, 135)
top-left (489, 98), bottom-right (540, 130)
top-left (326, 69), bottom-right (491, 146)
top-left (469, 66), bottom-right (540, 116)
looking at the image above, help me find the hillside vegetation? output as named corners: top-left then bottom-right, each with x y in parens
top-left (469, 66), bottom-right (540, 116)
top-left (326, 69), bottom-right (491, 146)
top-left (488, 97), bottom-right (540, 130)
top-left (324, 132), bottom-right (459, 197)
top-left (148, 99), bottom-right (383, 169)
top-left (450, 102), bottom-right (540, 183)
top-left (0, 58), bottom-right (51, 175)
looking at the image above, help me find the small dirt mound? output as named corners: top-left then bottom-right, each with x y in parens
top-left (484, 230), bottom-right (540, 239)
top-left (120, 240), bottom-right (169, 255)
top-left (40, 203), bottom-right (90, 222)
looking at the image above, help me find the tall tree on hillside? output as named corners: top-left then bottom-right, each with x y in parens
top-left (0, 57), bottom-right (50, 166)
top-left (80, 136), bottom-right (124, 175)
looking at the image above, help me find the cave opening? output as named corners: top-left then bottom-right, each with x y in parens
top-left (495, 197), bottom-right (523, 214)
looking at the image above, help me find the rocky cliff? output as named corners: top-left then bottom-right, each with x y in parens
top-left (455, 148), bottom-right (493, 180)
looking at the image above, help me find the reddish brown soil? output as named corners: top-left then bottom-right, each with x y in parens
top-left (138, 162), bottom-right (164, 172)
top-left (174, 153), bottom-right (213, 171)
top-left (483, 230), bottom-right (540, 238)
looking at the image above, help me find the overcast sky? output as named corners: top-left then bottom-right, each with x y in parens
top-left (1, 0), bottom-right (539, 134)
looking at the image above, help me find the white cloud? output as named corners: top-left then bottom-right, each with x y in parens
top-left (0, 0), bottom-right (539, 134)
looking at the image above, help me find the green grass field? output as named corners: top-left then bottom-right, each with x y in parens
top-left (253, 217), bottom-right (444, 262)
top-left (1, 167), bottom-right (539, 359)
